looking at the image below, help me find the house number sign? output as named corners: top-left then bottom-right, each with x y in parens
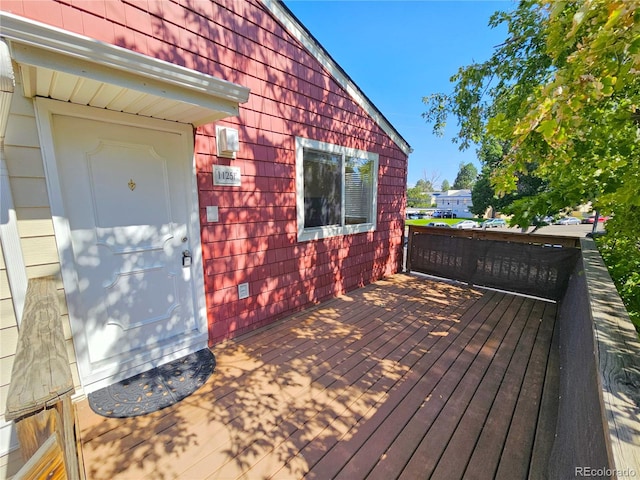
top-left (213, 165), bottom-right (241, 186)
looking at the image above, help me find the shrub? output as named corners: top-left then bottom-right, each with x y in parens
top-left (595, 232), bottom-right (640, 334)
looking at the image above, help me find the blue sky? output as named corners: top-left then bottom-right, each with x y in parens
top-left (283, 0), bottom-right (514, 189)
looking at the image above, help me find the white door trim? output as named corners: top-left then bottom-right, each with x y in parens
top-left (34, 98), bottom-right (208, 393)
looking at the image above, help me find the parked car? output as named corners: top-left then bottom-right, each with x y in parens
top-left (426, 222), bottom-right (451, 228)
top-left (582, 215), bottom-right (609, 224)
top-left (433, 210), bottom-right (457, 218)
top-left (482, 218), bottom-right (507, 228)
top-left (555, 216), bottom-right (581, 225)
top-left (533, 215), bottom-right (555, 225)
top-left (453, 220), bottom-right (480, 229)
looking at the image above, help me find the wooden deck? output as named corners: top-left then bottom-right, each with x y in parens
top-left (75, 273), bottom-right (558, 480)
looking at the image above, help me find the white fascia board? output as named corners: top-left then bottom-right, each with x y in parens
top-left (10, 42), bottom-right (240, 121)
top-left (0, 12), bottom-right (250, 106)
top-left (262, 0), bottom-right (411, 156)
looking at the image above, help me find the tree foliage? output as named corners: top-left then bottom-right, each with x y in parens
top-left (407, 178), bottom-right (435, 207)
top-left (452, 162), bottom-right (478, 189)
top-left (423, 0), bottom-right (640, 329)
top-left (440, 179), bottom-right (451, 191)
top-left (596, 215), bottom-right (640, 330)
top-left (471, 139), bottom-right (513, 216)
top-left (424, 0), bottom-right (639, 227)
top-left (471, 137), bottom-right (549, 222)
top-left (415, 178), bottom-right (434, 193)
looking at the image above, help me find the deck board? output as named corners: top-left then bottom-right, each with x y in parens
top-left (393, 296), bottom-right (530, 480)
top-left (429, 298), bottom-right (540, 479)
top-left (75, 274), bottom-right (558, 480)
top-left (494, 301), bottom-right (557, 480)
top-left (323, 292), bottom-right (513, 480)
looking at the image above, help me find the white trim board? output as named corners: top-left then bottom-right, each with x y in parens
top-left (0, 39), bottom-right (27, 324)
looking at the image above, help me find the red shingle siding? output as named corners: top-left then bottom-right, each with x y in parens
top-left (13, 0), bottom-right (408, 343)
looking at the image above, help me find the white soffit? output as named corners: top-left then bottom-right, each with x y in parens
top-left (0, 12), bottom-right (250, 126)
top-left (262, 0), bottom-right (412, 156)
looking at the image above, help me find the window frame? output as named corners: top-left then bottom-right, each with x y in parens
top-left (296, 137), bottom-right (378, 242)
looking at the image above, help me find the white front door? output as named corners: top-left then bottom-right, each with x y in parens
top-left (41, 103), bottom-right (207, 392)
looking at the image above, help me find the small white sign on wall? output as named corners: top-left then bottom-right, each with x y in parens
top-left (238, 282), bottom-right (249, 300)
top-left (213, 165), bottom-right (241, 186)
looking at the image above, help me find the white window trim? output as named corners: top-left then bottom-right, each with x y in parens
top-left (296, 137), bottom-right (378, 242)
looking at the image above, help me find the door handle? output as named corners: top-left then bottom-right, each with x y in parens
top-left (182, 250), bottom-right (192, 267)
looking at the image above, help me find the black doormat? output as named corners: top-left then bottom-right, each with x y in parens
top-left (88, 349), bottom-right (215, 418)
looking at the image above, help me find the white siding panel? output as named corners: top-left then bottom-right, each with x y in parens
top-left (106, 87), bottom-right (146, 112)
top-left (0, 327), bottom-right (18, 358)
top-left (0, 300), bottom-right (16, 329)
top-left (25, 264), bottom-right (61, 279)
top-left (8, 86), bottom-right (35, 116)
top-left (4, 145), bottom-right (45, 178)
top-left (61, 313), bottom-right (72, 339)
top-left (138, 97), bottom-right (182, 118)
top-left (50, 70), bottom-right (79, 101)
top-left (0, 357), bottom-right (14, 388)
top-left (90, 83), bottom-right (124, 108)
top-left (35, 66), bottom-right (54, 97)
top-left (58, 291), bottom-right (68, 316)
top-left (70, 362), bottom-right (80, 391)
top-left (10, 178), bottom-right (50, 208)
top-left (19, 236), bottom-right (59, 267)
top-left (0, 385), bottom-right (9, 417)
top-left (0, 74), bottom-right (61, 468)
top-left (15, 206), bottom-right (52, 222)
top-left (119, 93), bottom-right (158, 115)
top-left (4, 114), bottom-right (39, 148)
top-left (69, 76), bottom-right (103, 105)
top-left (0, 270), bottom-right (10, 301)
top-left (0, 445), bottom-right (23, 480)
top-left (17, 217), bottom-right (54, 238)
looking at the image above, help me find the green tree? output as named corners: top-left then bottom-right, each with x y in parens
top-left (452, 162), bottom-right (478, 189)
top-left (415, 178), bottom-right (434, 193)
top-left (423, 0), bottom-right (640, 329)
top-left (424, 0), bottom-right (639, 229)
top-left (407, 179), bottom-right (434, 207)
top-left (471, 138), bottom-right (506, 216)
top-left (441, 179), bottom-right (451, 191)
top-left (471, 137), bottom-right (548, 221)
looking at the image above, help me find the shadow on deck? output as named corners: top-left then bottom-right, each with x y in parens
top-left (76, 273), bottom-right (557, 479)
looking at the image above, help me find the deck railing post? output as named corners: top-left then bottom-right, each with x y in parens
top-left (5, 277), bottom-right (81, 480)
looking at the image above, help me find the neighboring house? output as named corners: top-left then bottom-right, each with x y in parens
top-left (0, 0), bottom-right (410, 472)
top-left (434, 189), bottom-right (473, 217)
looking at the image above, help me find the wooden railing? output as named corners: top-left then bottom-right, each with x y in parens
top-left (407, 225), bottom-right (581, 300)
top-left (5, 277), bottom-right (80, 480)
top-left (546, 239), bottom-right (640, 479)
top-left (406, 228), bottom-right (640, 477)
top-left (407, 224), bottom-right (582, 248)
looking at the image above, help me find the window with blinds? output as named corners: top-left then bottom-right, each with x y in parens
top-left (296, 137), bottom-right (378, 241)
